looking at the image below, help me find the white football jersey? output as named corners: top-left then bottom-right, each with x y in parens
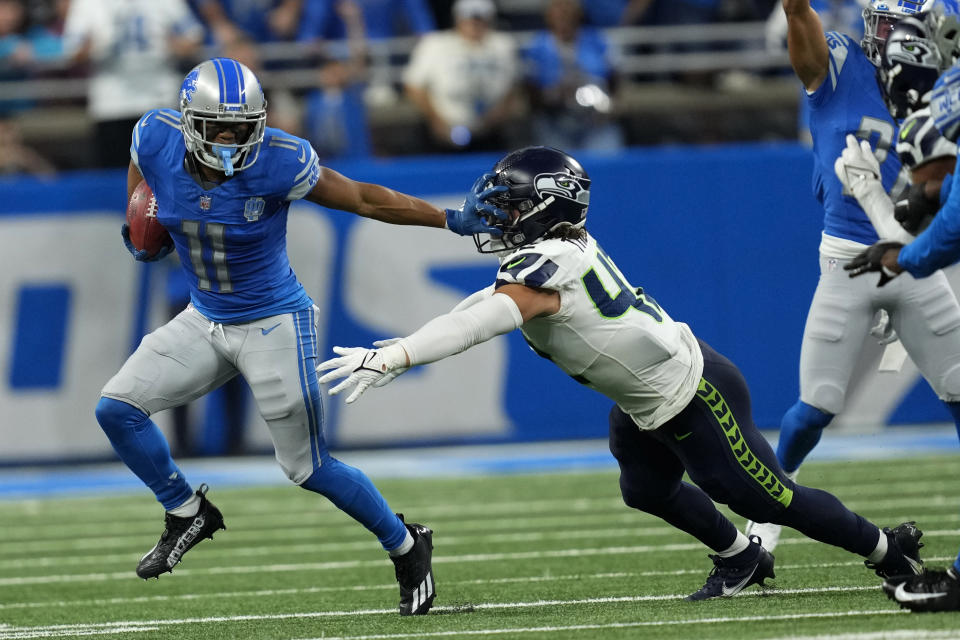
top-left (497, 232), bottom-right (704, 430)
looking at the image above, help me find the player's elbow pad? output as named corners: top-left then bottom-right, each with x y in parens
top-left (401, 293), bottom-right (524, 365)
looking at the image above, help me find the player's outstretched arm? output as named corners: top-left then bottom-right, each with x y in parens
top-left (305, 167), bottom-right (507, 236)
top-left (317, 285), bottom-right (559, 403)
top-left (783, 0), bottom-right (828, 91)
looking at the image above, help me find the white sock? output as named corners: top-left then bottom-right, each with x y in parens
top-left (785, 469), bottom-right (799, 483)
top-left (867, 528), bottom-right (889, 563)
top-left (717, 531), bottom-right (752, 558)
top-left (168, 493), bottom-right (200, 518)
top-left (389, 530), bottom-right (414, 557)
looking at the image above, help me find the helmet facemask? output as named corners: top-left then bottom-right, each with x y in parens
top-left (862, 0), bottom-right (937, 65)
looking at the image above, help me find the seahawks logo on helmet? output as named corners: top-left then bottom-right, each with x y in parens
top-left (534, 173), bottom-right (590, 206)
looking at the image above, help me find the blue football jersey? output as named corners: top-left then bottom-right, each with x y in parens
top-left (130, 108), bottom-right (322, 323)
top-left (808, 32), bottom-right (903, 245)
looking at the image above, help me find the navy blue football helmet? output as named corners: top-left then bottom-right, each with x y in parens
top-left (474, 146), bottom-right (591, 255)
top-left (880, 17), bottom-right (943, 118)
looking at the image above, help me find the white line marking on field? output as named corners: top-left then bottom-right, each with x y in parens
top-left (0, 592), bottom-right (908, 640)
top-left (764, 631), bottom-right (960, 640)
top-left (290, 610), bottom-right (910, 640)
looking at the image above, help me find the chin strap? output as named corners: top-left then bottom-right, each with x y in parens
top-left (212, 145), bottom-right (235, 176)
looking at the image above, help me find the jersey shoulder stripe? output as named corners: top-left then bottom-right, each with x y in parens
top-left (131, 109), bottom-right (182, 170)
top-left (824, 31), bottom-right (854, 91)
top-left (497, 252), bottom-right (560, 289)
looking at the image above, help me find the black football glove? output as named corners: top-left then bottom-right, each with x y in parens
top-left (894, 182), bottom-right (940, 235)
top-left (844, 241), bottom-right (905, 287)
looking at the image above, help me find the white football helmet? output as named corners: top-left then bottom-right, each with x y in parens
top-left (179, 58), bottom-right (267, 175)
top-left (862, 0), bottom-right (938, 65)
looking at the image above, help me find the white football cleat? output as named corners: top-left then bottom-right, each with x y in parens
top-left (744, 520), bottom-right (782, 552)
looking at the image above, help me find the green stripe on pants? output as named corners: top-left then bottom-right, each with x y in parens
top-left (696, 378), bottom-right (794, 508)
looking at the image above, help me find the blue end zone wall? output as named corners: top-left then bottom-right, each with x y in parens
top-left (0, 144), bottom-right (945, 462)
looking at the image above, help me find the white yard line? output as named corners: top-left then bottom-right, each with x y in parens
top-left (0, 590), bottom-right (908, 640)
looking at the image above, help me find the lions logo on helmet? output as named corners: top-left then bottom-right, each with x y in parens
top-left (180, 69), bottom-right (200, 105)
top-left (475, 147), bottom-right (591, 255)
top-left (880, 17), bottom-right (942, 117)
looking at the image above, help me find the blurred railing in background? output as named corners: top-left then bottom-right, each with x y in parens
top-left (0, 21), bottom-right (800, 168)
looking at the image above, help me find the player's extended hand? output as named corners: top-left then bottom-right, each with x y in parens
top-left (445, 172), bottom-right (508, 237)
top-left (834, 134), bottom-right (881, 195)
top-left (121, 224), bottom-right (174, 262)
top-left (843, 241), bottom-right (905, 287)
top-left (317, 344), bottom-right (408, 404)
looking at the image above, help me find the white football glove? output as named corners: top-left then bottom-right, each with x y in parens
top-left (371, 338), bottom-right (410, 387)
top-left (317, 343), bottom-right (408, 404)
top-left (834, 134), bottom-right (881, 198)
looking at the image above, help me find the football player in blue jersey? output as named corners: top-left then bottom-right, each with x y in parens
top-left (94, 57), bottom-right (505, 616)
top-left (746, 0), bottom-right (960, 553)
top-left (317, 146), bottom-right (929, 601)
top-left (844, 62), bottom-right (960, 612)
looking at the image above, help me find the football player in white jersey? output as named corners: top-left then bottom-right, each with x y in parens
top-left (318, 146), bottom-right (929, 600)
top-left (746, 0), bottom-right (960, 554)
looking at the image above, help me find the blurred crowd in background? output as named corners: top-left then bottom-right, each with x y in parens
top-left (0, 0), bottom-right (876, 175)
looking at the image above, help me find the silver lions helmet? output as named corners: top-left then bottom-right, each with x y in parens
top-left (179, 57), bottom-right (267, 176)
top-left (862, 0), bottom-right (938, 65)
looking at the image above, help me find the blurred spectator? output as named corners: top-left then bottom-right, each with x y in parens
top-left (524, 0), bottom-right (625, 152)
top-left (299, 0), bottom-right (435, 41)
top-left (0, 117), bottom-right (56, 175)
top-left (0, 0), bottom-right (62, 75)
top-left (649, 0), bottom-right (722, 26)
top-left (62, 0), bottom-right (204, 168)
top-left (581, 0), bottom-right (654, 27)
top-left (192, 0), bottom-right (303, 45)
top-left (403, 0), bottom-right (519, 152)
top-left (303, 1), bottom-right (372, 159)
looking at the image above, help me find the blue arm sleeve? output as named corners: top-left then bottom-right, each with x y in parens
top-left (899, 168), bottom-right (960, 278)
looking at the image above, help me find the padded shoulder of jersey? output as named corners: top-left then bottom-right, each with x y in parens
top-left (259, 128), bottom-right (321, 200)
top-left (496, 237), bottom-right (586, 291)
top-left (130, 108), bottom-right (183, 170)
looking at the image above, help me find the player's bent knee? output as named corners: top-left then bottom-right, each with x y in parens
top-left (95, 396), bottom-right (148, 437)
top-left (803, 385), bottom-right (845, 416)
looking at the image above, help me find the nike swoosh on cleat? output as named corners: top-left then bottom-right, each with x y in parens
top-left (721, 565), bottom-right (758, 597)
top-left (261, 323), bottom-right (282, 336)
top-left (893, 582), bottom-right (948, 603)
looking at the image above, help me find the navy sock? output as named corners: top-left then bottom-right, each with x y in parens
top-left (776, 400), bottom-right (834, 472)
top-left (94, 397), bottom-right (192, 510)
top-left (944, 401), bottom-right (960, 443)
top-left (300, 457), bottom-right (407, 551)
top-left (775, 483), bottom-right (880, 556)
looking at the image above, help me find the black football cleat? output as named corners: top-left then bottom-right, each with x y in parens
top-left (865, 521), bottom-right (924, 580)
top-left (883, 567), bottom-right (960, 612)
top-left (390, 515), bottom-right (436, 615)
top-left (686, 535), bottom-right (775, 601)
top-left (136, 484), bottom-right (225, 579)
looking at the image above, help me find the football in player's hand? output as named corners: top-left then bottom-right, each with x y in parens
top-left (126, 181), bottom-right (171, 258)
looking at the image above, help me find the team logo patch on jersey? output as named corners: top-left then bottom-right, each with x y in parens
top-left (244, 197), bottom-right (265, 221)
top-left (535, 172), bottom-right (590, 206)
top-left (199, 195), bottom-right (212, 211)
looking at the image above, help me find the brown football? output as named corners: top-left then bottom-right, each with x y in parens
top-left (126, 180), bottom-right (171, 258)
